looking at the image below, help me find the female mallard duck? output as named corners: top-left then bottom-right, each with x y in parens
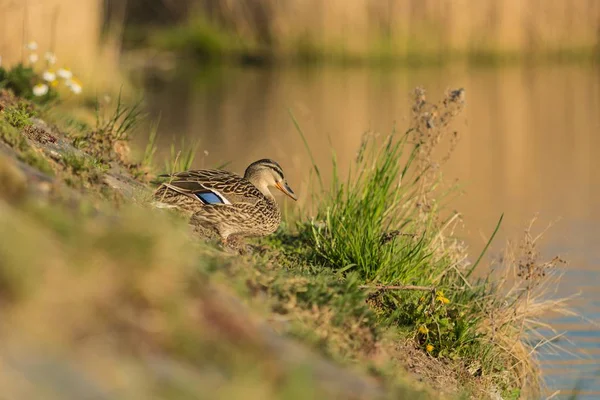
top-left (154, 159), bottom-right (297, 244)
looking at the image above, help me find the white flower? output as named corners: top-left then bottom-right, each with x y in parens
top-left (66, 79), bottom-right (82, 94)
top-left (57, 68), bottom-right (72, 79)
top-left (32, 83), bottom-right (49, 96)
top-left (26, 41), bottom-right (38, 51)
top-left (70, 84), bottom-right (82, 94)
top-left (28, 53), bottom-right (39, 64)
top-left (42, 70), bottom-right (56, 82)
top-left (45, 52), bottom-right (57, 65)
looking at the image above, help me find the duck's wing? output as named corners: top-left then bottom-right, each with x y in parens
top-left (158, 169), bottom-right (262, 205)
top-left (191, 202), bottom-right (276, 237)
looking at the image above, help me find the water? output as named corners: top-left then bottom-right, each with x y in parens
top-left (139, 63), bottom-right (600, 397)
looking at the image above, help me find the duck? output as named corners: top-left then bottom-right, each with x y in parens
top-left (154, 159), bottom-right (297, 244)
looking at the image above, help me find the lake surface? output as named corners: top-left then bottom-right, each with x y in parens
top-left (139, 63), bottom-right (600, 398)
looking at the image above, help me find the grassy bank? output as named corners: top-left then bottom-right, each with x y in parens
top-left (0, 67), bottom-right (572, 399)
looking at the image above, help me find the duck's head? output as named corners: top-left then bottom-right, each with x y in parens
top-left (244, 159), bottom-right (297, 201)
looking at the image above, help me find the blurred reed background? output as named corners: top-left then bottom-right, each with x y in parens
top-left (3, 0), bottom-right (599, 79)
top-left (118, 0), bottom-right (600, 61)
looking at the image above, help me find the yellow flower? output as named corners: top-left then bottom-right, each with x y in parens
top-left (436, 290), bottom-right (450, 304)
top-left (418, 325), bottom-right (429, 334)
top-left (426, 344), bottom-right (434, 353)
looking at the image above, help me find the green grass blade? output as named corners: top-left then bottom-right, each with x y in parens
top-left (466, 213), bottom-right (504, 278)
top-left (288, 108), bottom-right (323, 190)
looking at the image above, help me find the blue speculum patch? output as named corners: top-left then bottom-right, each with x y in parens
top-left (195, 192), bottom-right (224, 204)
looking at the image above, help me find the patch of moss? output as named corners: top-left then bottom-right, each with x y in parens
top-left (2, 102), bottom-right (35, 129)
top-left (20, 148), bottom-right (54, 175)
top-left (0, 117), bottom-right (28, 151)
top-left (61, 151), bottom-right (92, 173)
top-left (0, 116), bottom-right (54, 176)
top-left (58, 151), bottom-right (107, 189)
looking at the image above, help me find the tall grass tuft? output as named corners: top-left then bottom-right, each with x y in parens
top-left (142, 114), bottom-right (160, 167)
top-left (164, 138), bottom-right (200, 174)
top-left (69, 89), bottom-right (145, 167)
top-left (305, 87), bottom-right (466, 286)
top-left (294, 88), bottom-right (573, 397)
top-left (94, 89), bottom-right (144, 142)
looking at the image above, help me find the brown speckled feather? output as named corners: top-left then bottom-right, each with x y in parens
top-left (190, 200), bottom-right (280, 239)
top-left (153, 168), bottom-right (281, 240)
top-left (157, 170), bottom-right (264, 204)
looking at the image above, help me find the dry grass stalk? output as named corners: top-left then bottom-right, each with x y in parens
top-left (473, 217), bottom-right (578, 396)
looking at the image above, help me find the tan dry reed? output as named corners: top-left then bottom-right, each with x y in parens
top-left (194, 0), bottom-right (600, 58)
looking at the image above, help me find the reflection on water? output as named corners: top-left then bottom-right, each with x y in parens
top-left (140, 63), bottom-right (600, 397)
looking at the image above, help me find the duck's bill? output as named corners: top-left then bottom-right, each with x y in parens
top-left (276, 182), bottom-right (298, 201)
